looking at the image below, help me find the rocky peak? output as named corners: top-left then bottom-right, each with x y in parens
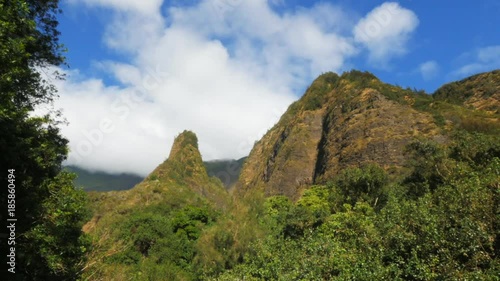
top-left (151, 130), bottom-right (209, 187)
top-left (237, 70), bottom-right (442, 200)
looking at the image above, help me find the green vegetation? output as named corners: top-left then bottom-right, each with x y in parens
top-left (302, 72), bottom-right (339, 111)
top-left (214, 130), bottom-right (499, 280)
top-left (82, 128), bottom-right (499, 280)
top-left (412, 98), bottom-right (500, 134)
top-left (178, 130), bottom-right (199, 150)
top-left (103, 203), bottom-right (216, 280)
top-left (83, 184), bottom-right (222, 280)
top-left (412, 71), bottom-right (500, 134)
top-left (81, 131), bottom-right (232, 280)
top-left (339, 70), bottom-right (416, 105)
top-left (0, 0), bottom-right (90, 279)
top-left (434, 70), bottom-right (499, 105)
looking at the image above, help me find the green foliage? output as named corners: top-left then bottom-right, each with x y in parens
top-left (0, 0), bottom-right (91, 279)
top-left (179, 130), bottom-right (199, 150)
top-left (283, 186), bottom-right (330, 238)
top-left (263, 195), bottom-right (292, 234)
top-left (411, 70), bottom-right (500, 134)
top-left (79, 68), bottom-right (500, 280)
top-left (338, 69), bottom-right (419, 106)
top-left (216, 202), bottom-right (390, 281)
top-left (91, 199), bottom-right (218, 280)
top-left (403, 140), bottom-right (449, 197)
top-left (341, 69), bottom-right (379, 87)
top-left (301, 72), bottom-right (339, 111)
top-left (334, 163), bottom-right (389, 209)
top-left (450, 131), bottom-right (500, 166)
top-left (416, 100), bottom-right (500, 134)
top-left (23, 172), bottom-right (91, 280)
top-left (101, 129), bottom-right (497, 281)
top-left (209, 130), bottom-right (500, 280)
top-left (379, 176), bottom-right (498, 279)
top-left (434, 70), bottom-right (499, 104)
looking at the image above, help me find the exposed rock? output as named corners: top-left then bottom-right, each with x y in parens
top-left (237, 71), bottom-right (444, 200)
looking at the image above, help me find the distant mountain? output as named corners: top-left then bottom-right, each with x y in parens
top-left (64, 165), bottom-right (143, 191)
top-left (204, 157), bottom-right (246, 189)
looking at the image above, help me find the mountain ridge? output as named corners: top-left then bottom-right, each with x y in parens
top-left (236, 69), bottom-right (499, 200)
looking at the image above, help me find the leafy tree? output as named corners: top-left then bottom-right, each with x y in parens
top-left (334, 163), bottom-right (388, 209)
top-left (403, 140), bottom-right (449, 198)
top-left (380, 131), bottom-right (500, 280)
top-left (23, 173), bottom-right (91, 279)
top-left (283, 186), bottom-right (330, 238)
top-left (0, 0), bottom-right (90, 279)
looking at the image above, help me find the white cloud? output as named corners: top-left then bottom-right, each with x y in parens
top-left (55, 0), bottom-right (419, 175)
top-left (418, 60), bottom-right (439, 81)
top-left (168, 0), bottom-right (357, 89)
top-left (353, 2), bottom-right (419, 64)
top-left (452, 45), bottom-right (500, 77)
top-left (478, 45), bottom-right (500, 61)
top-left (68, 0), bottom-right (163, 14)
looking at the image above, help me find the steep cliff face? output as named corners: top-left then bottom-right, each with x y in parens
top-left (238, 71), bottom-right (445, 199)
top-left (238, 73), bottom-right (336, 199)
top-left (313, 83), bottom-right (441, 183)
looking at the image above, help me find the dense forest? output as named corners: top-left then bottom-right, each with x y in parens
top-left (1, 1), bottom-right (499, 281)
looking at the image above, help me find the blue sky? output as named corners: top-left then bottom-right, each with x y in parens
top-left (52, 0), bottom-right (500, 175)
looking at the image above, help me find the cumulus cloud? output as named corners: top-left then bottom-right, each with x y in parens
top-left (353, 2), bottom-right (419, 64)
top-left (54, 0), bottom-right (419, 175)
top-left (68, 0), bottom-right (163, 14)
top-left (418, 60), bottom-right (439, 81)
top-left (452, 45), bottom-right (500, 77)
top-left (168, 0), bottom-right (357, 89)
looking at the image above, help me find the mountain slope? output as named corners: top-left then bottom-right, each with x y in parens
top-left (237, 70), bottom-right (499, 200)
top-left (434, 70), bottom-right (500, 112)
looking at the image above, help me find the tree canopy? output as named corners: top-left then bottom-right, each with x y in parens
top-left (0, 0), bottom-right (90, 279)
